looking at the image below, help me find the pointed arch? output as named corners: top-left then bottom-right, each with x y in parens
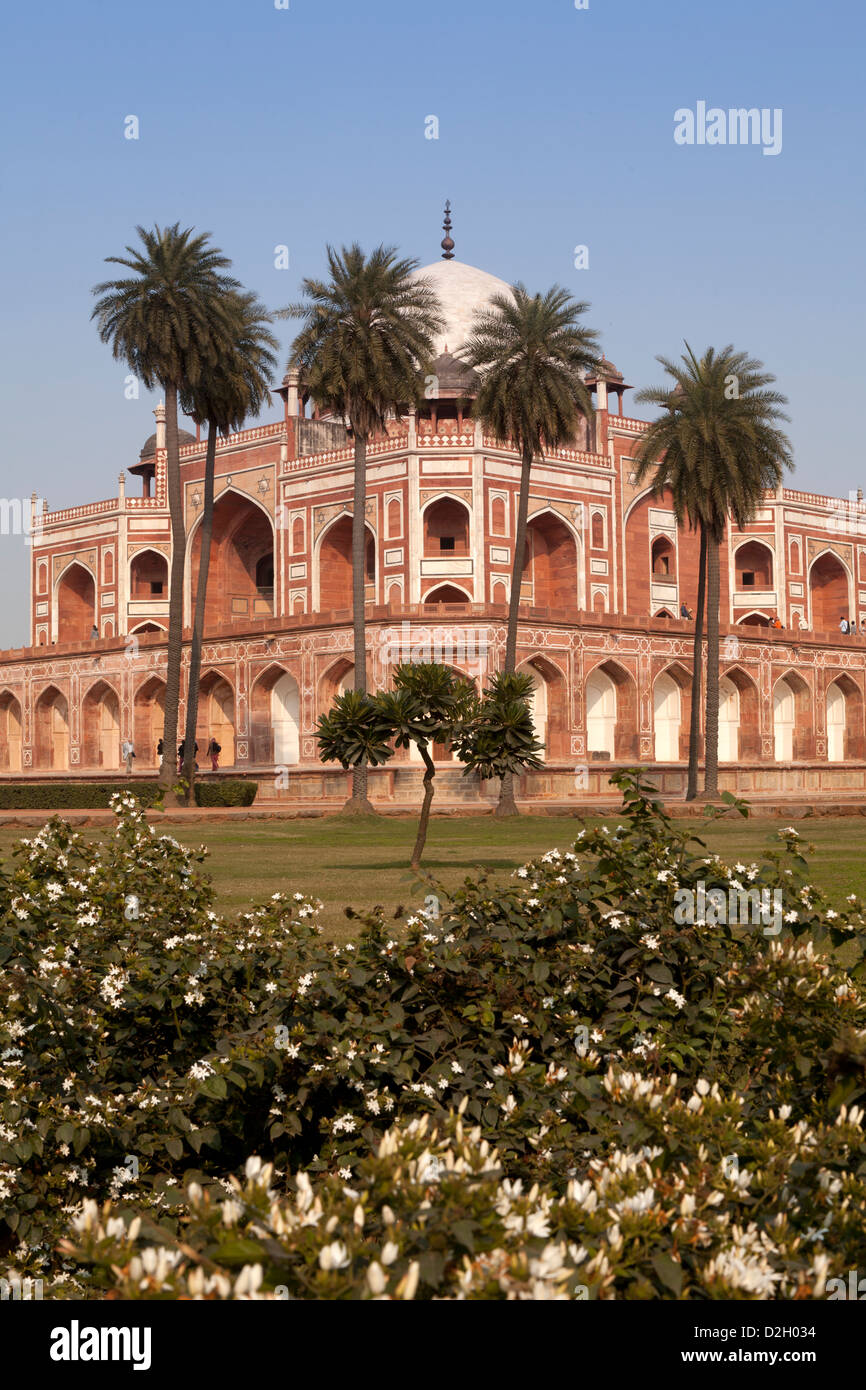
top-left (422, 494), bottom-right (471, 557)
top-left (653, 662), bottom-right (692, 763)
top-left (772, 670), bottom-right (811, 761)
top-left (733, 538), bottom-right (774, 589)
top-left (197, 670), bottom-right (235, 765)
top-left (33, 684), bottom-right (69, 770)
top-left (721, 665), bottom-right (761, 760)
top-left (54, 561), bottom-right (96, 643)
top-left (518, 655), bottom-right (568, 760)
top-left (522, 508), bottom-right (581, 611)
top-left (314, 512), bottom-right (377, 613)
top-left (129, 548), bottom-right (168, 600)
top-left (320, 657), bottom-right (354, 709)
top-left (825, 672), bottom-right (864, 760)
top-left (423, 583), bottom-right (473, 605)
top-left (585, 659), bottom-right (638, 760)
top-left (0, 689), bottom-right (23, 771)
top-left (134, 675), bottom-right (166, 767)
top-left (250, 662), bottom-right (301, 765)
top-left (808, 549), bottom-right (852, 633)
top-left (187, 487), bottom-right (276, 628)
top-left (81, 678), bottom-right (121, 770)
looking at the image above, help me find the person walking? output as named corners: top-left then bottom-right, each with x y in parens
top-left (208, 737), bottom-right (221, 772)
top-left (121, 738), bottom-right (135, 775)
top-left (90, 624), bottom-right (99, 640)
top-left (157, 737), bottom-right (164, 764)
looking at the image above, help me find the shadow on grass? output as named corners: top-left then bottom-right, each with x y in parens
top-left (321, 857), bottom-right (526, 873)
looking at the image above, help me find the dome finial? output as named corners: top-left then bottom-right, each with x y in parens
top-left (440, 200), bottom-right (455, 260)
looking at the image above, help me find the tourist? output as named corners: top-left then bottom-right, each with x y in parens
top-left (680, 603), bottom-right (693, 620)
top-left (840, 617), bottom-right (850, 634)
top-left (208, 737), bottom-right (221, 771)
top-left (156, 737), bottom-right (164, 762)
top-left (771, 616), bottom-right (783, 630)
top-left (121, 738), bottom-right (135, 775)
top-left (90, 624), bottom-right (99, 640)
top-left (178, 740), bottom-right (199, 773)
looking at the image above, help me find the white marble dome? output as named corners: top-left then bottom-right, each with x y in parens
top-left (409, 259), bottom-right (513, 356)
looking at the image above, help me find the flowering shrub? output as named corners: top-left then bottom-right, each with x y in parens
top-left (2, 775), bottom-right (866, 1298)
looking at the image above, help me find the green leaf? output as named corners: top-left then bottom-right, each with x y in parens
top-left (651, 1251), bottom-right (683, 1296)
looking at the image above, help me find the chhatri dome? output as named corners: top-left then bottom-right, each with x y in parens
top-left (409, 202), bottom-right (512, 357)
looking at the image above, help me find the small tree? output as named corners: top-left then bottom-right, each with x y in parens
top-left (452, 670), bottom-right (545, 783)
top-left (317, 665), bottom-right (542, 869)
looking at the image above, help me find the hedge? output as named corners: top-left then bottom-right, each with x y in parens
top-left (193, 779), bottom-right (258, 807)
top-left (0, 779), bottom-right (258, 810)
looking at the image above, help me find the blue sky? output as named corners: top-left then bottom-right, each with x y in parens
top-left (0, 0), bottom-right (862, 646)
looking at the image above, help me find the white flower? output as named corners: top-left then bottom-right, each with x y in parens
top-left (319, 1242), bottom-right (350, 1272)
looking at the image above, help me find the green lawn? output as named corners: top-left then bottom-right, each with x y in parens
top-left (2, 811), bottom-right (866, 938)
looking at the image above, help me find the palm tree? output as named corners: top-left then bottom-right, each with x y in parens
top-left (631, 385), bottom-right (708, 800)
top-left (462, 285), bottom-right (600, 815)
top-left (92, 224), bottom-right (240, 791)
top-left (179, 292), bottom-right (278, 801)
top-left (279, 245), bottom-right (443, 813)
top-left (633, 345), bottom-right (793, 798)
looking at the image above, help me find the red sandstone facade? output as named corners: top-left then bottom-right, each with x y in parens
top-left (2, 257), bottom-right (866, 800)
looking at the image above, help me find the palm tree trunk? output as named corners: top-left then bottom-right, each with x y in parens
top-left (346, 430), bottom-right (374, 813)
top-left (686, 525), bottom-right (707, 800)
top-left (159, 383), bottom-right (186, 795)
top-left (496, 445), bottom-right (533, 817)
top-left (410, 743), bottom-right (436, 869)
top-left (182, 420), bottom-right (217, 803)
top-left (704, 534), bottom-right (721, 798)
